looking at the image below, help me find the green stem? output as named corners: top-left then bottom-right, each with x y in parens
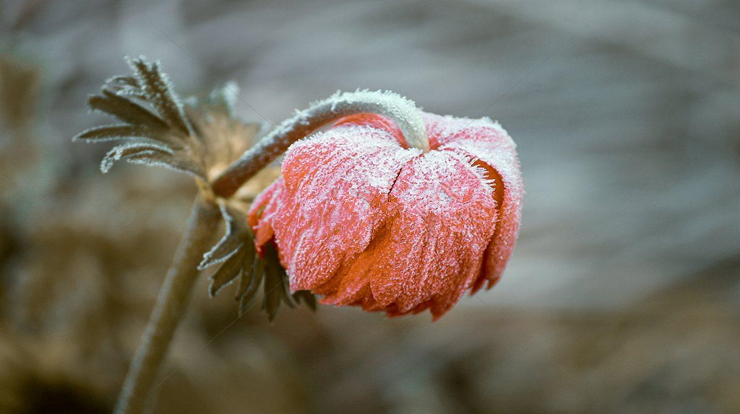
top-left (114, 195), bottom-right (220, 414)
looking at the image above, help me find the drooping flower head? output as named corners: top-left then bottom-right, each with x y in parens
top-left (249, 110), bottom-right (523, 320)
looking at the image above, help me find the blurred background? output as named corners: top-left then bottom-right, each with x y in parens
top-left (2, 0), bottom-right (740, 413)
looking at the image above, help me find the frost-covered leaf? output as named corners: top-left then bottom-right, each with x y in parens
top-left (114, 86), bottom-right (147, 100)
top-left (104, 75), bottom-right (146, 99)
top-left (100, 142), bottom-right (205, 178)
top-left (262, 243), bottom-right (294, 321)
top-left (104, 75), bottom-right (139, 89)
top-left (201, 203), bottom-right (315, 319)
top-left (87, 90), bottom-right (168, 130)
top-left (77, 56), bottom-right (266, 184)
top-left (209, 248), bottom-right (247, 297)
top-left (125, 150), bottom-right (206, 178)
top-left (100, 142), bottom-right (173, 173)
top-left (204, 204), bottom-right (257, 297)
top-left (73, 125), bottom-right (165, 143)
top-left (200, 204), bottom-right (249, 269)
top-left (127, 57), bottom-right (193, 137)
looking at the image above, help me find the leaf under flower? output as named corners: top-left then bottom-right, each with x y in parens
top-left (201, 203), bottom-right (315, 320)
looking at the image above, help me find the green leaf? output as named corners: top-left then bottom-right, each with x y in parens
top-left (239, 255), bottom-right (265, 316)
top-left (199, 204), bottom-right (251, 269)
top-left (73, 124), bottom-right (166, 143)
top-left (292, 290), bottom-right (317, 311)
top-left (261, 243), bottom-right (294, 321)
top-left (127, 57), bottom-right (193, 137)
top-left (233, 242), bottom-right (257, 300)
top-left (87, 90), bottom-right (169, 130)
top-left (208, 248), bottom-right (246, 297)
top-left (267, 255), bottom-right (294, 308)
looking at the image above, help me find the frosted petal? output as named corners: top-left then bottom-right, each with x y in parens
top-left (429, 115), bottom-right (523, 291)
top-left (248, 109), bottom-right (522, 320)
top-left (367, 150), bottom-right (497, 319)
top-left (249, 124), bottom-right (420, 291)
top-left (248, 177), bottom-right (285, 252)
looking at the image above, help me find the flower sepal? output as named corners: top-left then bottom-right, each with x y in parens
top-left (201, 202), bottom-right (316, 320)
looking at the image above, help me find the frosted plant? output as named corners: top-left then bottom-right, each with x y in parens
top-left (78, 58), bottom-right (258, 182)
top-left (248, 113), bottom-right (523, 320)
top-left (75, 56), bottom-right (522, 414)
top-left (210, 89), bottom-right (431, 197)
top-left (201, 202), bottom-right (315, 318)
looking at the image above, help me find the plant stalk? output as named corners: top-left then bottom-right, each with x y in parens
top-left (211, 90), bottom-right (429, 198)
top-left (115, 195), bottom-right (220, 414)
top-left (114, 90), bottom-right (428, 413)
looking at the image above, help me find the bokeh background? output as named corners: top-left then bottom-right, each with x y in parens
top-left (2, 0), bottom-right (740, 413)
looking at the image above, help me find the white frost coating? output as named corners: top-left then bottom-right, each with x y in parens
top-left (266, 89), bottom-right (428, 151)
top-left (212, 89), bottom-right (430, 196)
top-left (448, 148), bottom-right (497, 189)
top-left (126, 56), bottom-right (196, 138)
top-left (100, 142), bottom-right (207, 179)
top-left (324, 89), bottom-right (429, 151)
top-left (199, 203), bottom-right (243, 270)
top-left (425, 113), bottom-right (510, 147)
top-left (101, 142), bottom-right (173, 173)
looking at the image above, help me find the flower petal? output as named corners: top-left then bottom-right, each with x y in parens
top-left (429, 115), bottom-right (524, 292)
top-left (249, 110), bottom-right (522, 320)
top-left (321, 150), bottom-right (497, 319)
top-left (248, 177), bottom-right (285, 252)
top-left (374, 150), bottom-right (498, 319)
top-left (263, 124), bottom-right (421, 291)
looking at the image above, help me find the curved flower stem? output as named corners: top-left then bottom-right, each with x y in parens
top-left (113, 90), bottom-right (427, 412)
top-left (211, 90), bottom-right (428, 198)
top-left (115, 195), bottom-right (220, 414)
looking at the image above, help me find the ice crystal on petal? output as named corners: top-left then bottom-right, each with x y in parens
top-left (248, 110), bottom-right (523, 320)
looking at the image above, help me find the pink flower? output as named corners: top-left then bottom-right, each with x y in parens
top-left (249, 112), bottom-right (523, 320)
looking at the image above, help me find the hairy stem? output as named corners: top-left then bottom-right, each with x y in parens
top-left (115, 195), bottom-right (220, 414)
top-left (211, 90), bottom-right (428, 198)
